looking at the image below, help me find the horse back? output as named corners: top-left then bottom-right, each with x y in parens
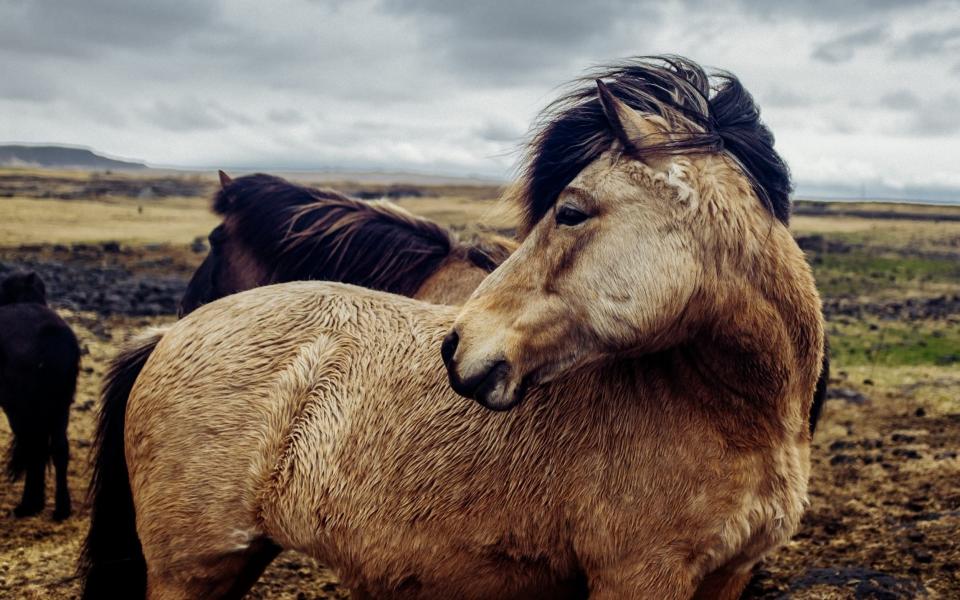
top-left (123, 282), bottom-right (456, 571)
top-left (0, 303), bottom-right (79, 401)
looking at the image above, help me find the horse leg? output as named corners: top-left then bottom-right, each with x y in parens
top-left (50, 404), bottom-right (71, 521)
top-left (585, 561), bottom-right (696, 600)
top-left (692, 562), bottom-right (753, 600)
top-left (145, 538), bottom-right (281, 600)
top-left (13, 427), bottom-right (46, 518)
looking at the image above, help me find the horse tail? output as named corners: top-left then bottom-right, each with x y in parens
top-left (808, 339), bottom-right (830, 435)
top-left (78, 327), bottom-right (166, 600)
top-left (4, 428), bottom-right (27, 481)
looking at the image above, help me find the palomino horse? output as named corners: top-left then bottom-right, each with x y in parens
top-left (81, 56), bottom-right (823, 599)
top-left (179, 172), bottom-right (827, 428)
top-left (179, 172), bottom-right (515, 315)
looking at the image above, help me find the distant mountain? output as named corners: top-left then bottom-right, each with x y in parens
top-left (0, 145), bottom-right (146, 170)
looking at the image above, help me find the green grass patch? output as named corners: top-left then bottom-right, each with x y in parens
top-left (811, 250), bottom-right (960, 298)
top-left (828, 317), bottom-right (960, 367)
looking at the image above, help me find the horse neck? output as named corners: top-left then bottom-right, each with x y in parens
top-left (413, 253), bottom-right (490, 305)
top-left (538, 220), bottom-right (823, 450)
top-left (682, 222), bottom-right (824, 446)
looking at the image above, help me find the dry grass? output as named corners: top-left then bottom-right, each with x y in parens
top-left (396, 195), bottom-right (516, 231)
top-left (0, 196), bottom-right (218, 247)
top-left (791, 215), bottom-right (960, 249)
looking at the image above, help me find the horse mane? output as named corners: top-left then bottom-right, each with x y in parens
top-left (457, 233), bottom-right (517, 272)
top-left (517, 55), bottom-right (792, 232)
top-left (213, 174), bottom-right (503, 297)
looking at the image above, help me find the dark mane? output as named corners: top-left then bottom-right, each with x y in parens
top-left (519, 55), bottom-right (792, 231)
top-left (214, 174), bottom-right (459, 296)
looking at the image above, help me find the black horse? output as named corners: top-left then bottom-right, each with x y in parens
top-left (0, 271), bottom-right (79, 520)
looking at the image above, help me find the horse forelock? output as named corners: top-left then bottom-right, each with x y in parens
top-left (214, 174), bottom-right (457, 296)
top-left (516, 55), bottom-right (792, 233)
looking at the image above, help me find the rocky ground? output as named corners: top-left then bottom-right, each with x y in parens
top-left (1, 194), bottom-right (958, 598)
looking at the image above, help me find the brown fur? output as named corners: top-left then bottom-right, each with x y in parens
top-left (86, 60), bottom-right (822, 599)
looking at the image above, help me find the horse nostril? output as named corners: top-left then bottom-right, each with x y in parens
top-left (440, 330), bottom-right (459, 369)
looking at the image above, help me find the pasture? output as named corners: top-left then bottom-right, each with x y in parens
top-left (0, 168), bottom-right (958, 598)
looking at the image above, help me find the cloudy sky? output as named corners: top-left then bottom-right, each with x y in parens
top-left (1, 0), bottom-right (959, 200)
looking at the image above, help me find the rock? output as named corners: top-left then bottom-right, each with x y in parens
top-left (829, 440), bottom-right (856, 451)
top-left (905, 500), bottom-right (926, 512)
top-left (827, 387), bottom-right (868, 404)
top-left (893, 449), bottom-right (922, 460)
top-left (936, 353), bottom-right (960, 365)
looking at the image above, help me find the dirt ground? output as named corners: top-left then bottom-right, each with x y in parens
top-left (1, 173), bottom-right (958, 598)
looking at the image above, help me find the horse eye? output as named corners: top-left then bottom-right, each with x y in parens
top-left (555, 205), bottom-right (591, 227)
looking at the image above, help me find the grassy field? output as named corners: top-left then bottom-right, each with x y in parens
top-left (0, 169), bottom-right (958, 598)
top-left (0, 167), bottom-right (509, 246)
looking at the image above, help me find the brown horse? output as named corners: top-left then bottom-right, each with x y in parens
top-left (81, 56), bottom-right (823, 599)
top-left (179, 172), bottom-right (515, 315)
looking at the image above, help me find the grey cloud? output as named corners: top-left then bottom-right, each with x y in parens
top-left (382, 0), bottom-right (657, 84)
top-left (879, 90), bottom-right (921, 111)
top-left (475, 119), bottom-right (524, 142)
top-left (0, 63), bottom-right (60, 102)
top-left (386, 0), bottom-right (637, 44)
top-left (761, 86), bottom-right (815, 108)
top-left (908, 94), bottom-right (960, 136)
top-left (812, 25), bottom-right (888, 63)
top-left (733, 0), bottom-right (939, 21)
top-left (894, 26), bottom-right (960, 57)
top-left (141, 99), bottom-right (230, 132)
top-left (268, 109), bottom-right (307, 125)
top-left (876, 91), bottom-right (960, 137)
top-left (0, 0), bottom-right (219, 57)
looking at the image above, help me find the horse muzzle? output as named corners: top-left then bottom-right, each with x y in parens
top-left (441, 329), bottom-right (526, 411)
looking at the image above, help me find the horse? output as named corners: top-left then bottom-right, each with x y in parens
top-left (178, 171), bottom-right (516, 316)
top-left (180, 172), bottom-right (827, 429)
top-left (0, 271), bottom-right (79, 520)
top-left (80, 56), bottom-right (824, 599)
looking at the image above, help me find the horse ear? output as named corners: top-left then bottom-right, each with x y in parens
top-left (596, 80), bottom-right (667, 162)
top-left (218, 170), bottom-right (232, 189)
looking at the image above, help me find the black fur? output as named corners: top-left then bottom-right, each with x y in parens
top-left (180, 174), bottom-right (463, 315)
top-left (0, 271), bottom-right (79, 520)
top-left (215, 174), bottom-right (453, 293)
top-left (78, 331), bottom-right (160, 599)
top-left (810, 343), bottom-right (830, 435)
top-left (520, 55), bottom-right (792, 232)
